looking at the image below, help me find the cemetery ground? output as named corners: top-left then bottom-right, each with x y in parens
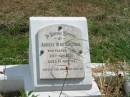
top-left (0, 0), bottom-right (130, 97)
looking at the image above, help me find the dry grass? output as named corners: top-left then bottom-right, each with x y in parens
top-left (57, 0), bottom-right (103, 16)
top-left (0, 0), bottom-right (104, 24)
top-left (0, 0), bottom-right (65, 24)
top-left (92, 61), bottom-right (129, 97)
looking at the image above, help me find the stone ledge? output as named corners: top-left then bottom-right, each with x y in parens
top-left (29, 80), bottom-right (101, 97)
top-left (0, 64), bottom-right (101, 97)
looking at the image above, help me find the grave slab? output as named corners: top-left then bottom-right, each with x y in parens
top-left (28, 80), bottom-right (101, 97)
top-left (0, 64), bottom-right (101, 97)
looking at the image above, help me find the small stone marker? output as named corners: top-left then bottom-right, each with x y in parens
top-left (29, 17), bottom-right (92, 91)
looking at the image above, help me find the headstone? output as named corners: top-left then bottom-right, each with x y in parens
top-left (29, 17), bottom-right (92, 91)
top-left (38, 24), bottom-right (84, 79)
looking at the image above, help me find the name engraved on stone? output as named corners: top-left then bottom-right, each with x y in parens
top-left (37, 24), bottom-right (85, 79)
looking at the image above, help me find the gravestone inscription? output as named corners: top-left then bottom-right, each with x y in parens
top-left (37, 24), bottom-right (84, 79)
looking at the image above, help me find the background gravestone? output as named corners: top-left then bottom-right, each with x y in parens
top-left (29, 17), bottom-right (92, 91)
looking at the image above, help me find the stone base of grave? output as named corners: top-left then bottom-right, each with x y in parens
top-left (28, 80), bottom-right (101, 97)
top-left (0, 64), bottom-right (101, 97)
top-left (124, 80), bottom-right (130, 97)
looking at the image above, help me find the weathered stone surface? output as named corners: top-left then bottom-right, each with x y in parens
top-left (29, 17), bottom-right (92, 91)
top-left (37, 24), bottom-right (84, 79)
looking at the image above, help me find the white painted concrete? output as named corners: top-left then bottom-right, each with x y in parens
top-left (0, 65), bottom-right (29, 92)
top-left (0, 64), bottom-right (101, 97)
top-left (0, 63), bottom-right (129, 96)
top-left (29, 80), bottom-right (101, 97)
top-left (124, 79), bottom-right (130, 97)
top-left (29, 17), bottom-right (92, 91)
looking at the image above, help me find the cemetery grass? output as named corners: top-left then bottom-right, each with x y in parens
top-left (0, 0), bottom-right (130, 65)
top-left (0, 0), bottom-right (130, 64)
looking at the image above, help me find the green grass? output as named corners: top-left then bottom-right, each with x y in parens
top-left (0, 24), bottom-right (28, 64)
top-left (89, 17), bottom-right (130, 62)
top-left (0, 0), bottom-right (130, 64)
top-left (0, 32), bottom-right (28, 64)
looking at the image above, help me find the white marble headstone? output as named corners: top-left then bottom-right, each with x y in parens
top-left (29, 17), bottom-right (92, 91)
top-left (38, 24), bottom-right (84, 79)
